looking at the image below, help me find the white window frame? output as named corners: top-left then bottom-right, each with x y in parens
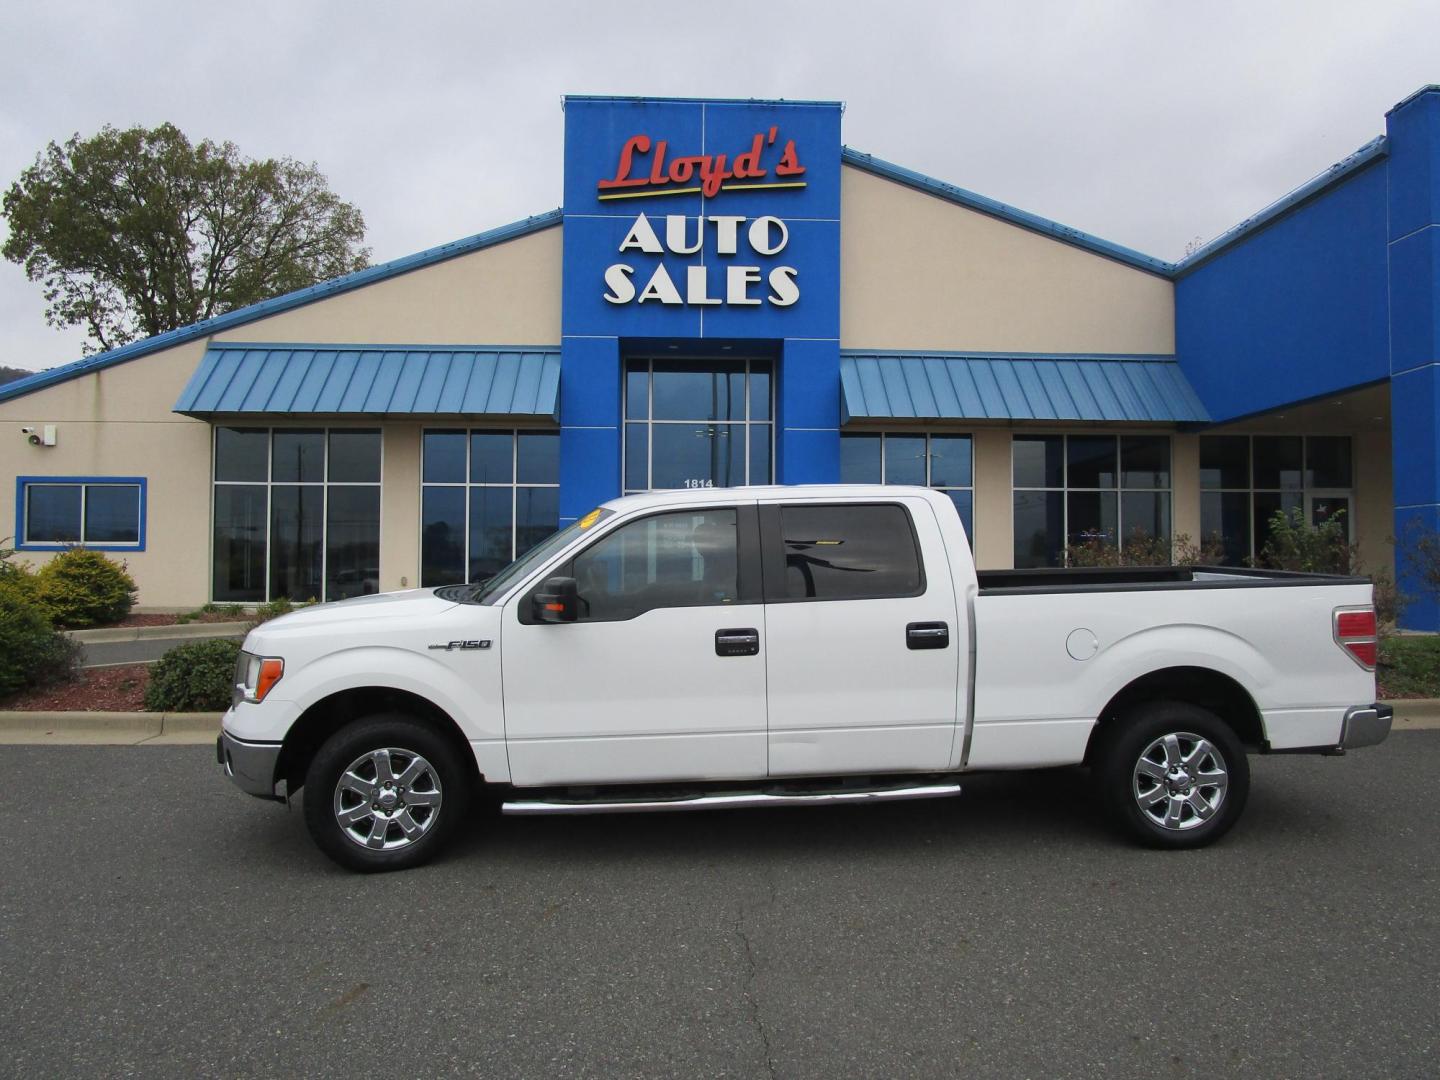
top-left (1011, 433), bottom-right (1173, 567)
top-left (622, 357), bottom-right (774, 494)
top-left (1200, 433), bottom-right (1356, 561)
top-left (419, 427), bottom-right (561, 586)
top-left (210, 426), bottom-right (384, 603)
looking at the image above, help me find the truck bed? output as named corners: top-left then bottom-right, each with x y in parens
top-left (976, 565), bottom-right (1370, 595)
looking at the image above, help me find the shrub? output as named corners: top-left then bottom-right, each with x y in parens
top-left (1065, 530), bottom-right (1227, 568)
top-left (144, 638), bottom-right (242, 712)
top-left (177, 602), bottom-right (247, 624)
top-left (1257, 507), bottom-right (1353, 574)
top-left (32, 548), bottom-right (137, 628)
top-left (0, 591), bottom-right (81, 698)
top-left (249, 595), bottom-right (311, 628)
top-left (0, 542), bottom-right (40, 608)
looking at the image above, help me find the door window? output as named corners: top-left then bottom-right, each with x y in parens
top-left (769, 504), bottom-right (923, 602)
top-left (623, 358), bottom-right (773, 493)
top-left (564, 508), bottom-right (741, 622)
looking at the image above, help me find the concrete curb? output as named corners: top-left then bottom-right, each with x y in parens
top-left (0, 711), bottom-right (221, 745)
top-left (1387, 698), bottom-right (1440, 729)
top-left (66, 622), bottom-right (251, 644)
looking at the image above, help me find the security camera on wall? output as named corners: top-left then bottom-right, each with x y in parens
top-left (21, 425), bottom-right (57, 446)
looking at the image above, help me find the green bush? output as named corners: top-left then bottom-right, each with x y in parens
top-left (249, 595), bottom-right (312, 628)
top-left (32, 548), bottom-right (138, 628)
top-left (1258, 507), bottom-right (1353, 574)
top-left (144, 638), bottom-right (242, 711)
top-left (0, 591), bottom-right (81, 697)
top-left (0, 539), bottom-right (39, 608)
top-left (1065, 530), bottom-right (1227, 568)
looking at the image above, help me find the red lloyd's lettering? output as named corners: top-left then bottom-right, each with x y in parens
top-left (597, 130), bottom-right (805, 198)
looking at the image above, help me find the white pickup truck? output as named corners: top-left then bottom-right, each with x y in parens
top-left (218, 485), bottom-right (1391, 872)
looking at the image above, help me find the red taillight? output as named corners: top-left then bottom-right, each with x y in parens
top-left (1334, 607), bottom-right (1377, 671)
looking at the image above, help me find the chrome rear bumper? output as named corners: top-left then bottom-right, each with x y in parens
top-left (1340, 703), bottom-right (1393, 750)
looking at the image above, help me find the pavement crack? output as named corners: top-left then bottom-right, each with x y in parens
top-left (735, 904), bottom-right (777, 1080)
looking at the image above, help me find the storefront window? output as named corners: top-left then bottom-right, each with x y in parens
top-left (623, 358), bottom-right (772, 493)
top-left (212, 427), bottom-right (381, 602)
top-left (838, 432), bottom-right (974, 542)
top-left (1200, 435), bottom-right (1353, 564)
top-left (420, 429), bottom-right (560, 586)
top-left (1013, 435), bottom-right (1171, 568)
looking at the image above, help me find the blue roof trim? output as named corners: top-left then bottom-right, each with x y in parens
top-left (565, 94), bottom-right (843, 108)
top-left (839, 352), bottom-right (1209, 424)
top-left (1171, 136), bottom-right (1389, 277)
top-left (0, 209), bottom-right (564, 406)
top-left (174, 344), bottom-right (561, 418)
top-left (1386, 84), bottom-right (1440, 116)
top-left (841, 147), bottom-right (1175, 276)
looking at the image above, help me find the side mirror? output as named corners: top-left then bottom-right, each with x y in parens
top-left (532, 576), bottom-right (579, 623)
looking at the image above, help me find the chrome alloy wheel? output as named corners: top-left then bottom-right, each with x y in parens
top-left (1131, 732), bottom-right (1228, 832)
top-left (332, 748), bottom-right (444, 851)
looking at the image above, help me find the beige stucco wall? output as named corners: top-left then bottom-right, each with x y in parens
top-left (216, 227), bottom-right (562, 347)
top-left (0, 339), bottom-right (214, 606)
top-left (1354, 429), bottom-right (1394, 577)
top-left (970, 430), bottom-right (1013, 569)
top-left (840, 166), bottom-right (1175, 354)
top-left (1172, 434), bottom-right (1200, 550)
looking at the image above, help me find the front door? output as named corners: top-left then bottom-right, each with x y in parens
top-left (501, 502), bottom-right (767, 786)
top-left (761, 497), bottom-right (963, 776)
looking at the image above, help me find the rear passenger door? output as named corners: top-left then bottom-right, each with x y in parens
top-left (761, 498), bottom-right (961, 776)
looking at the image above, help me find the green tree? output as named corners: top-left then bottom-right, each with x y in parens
top-left (3, 123), bottom-right (369, 352)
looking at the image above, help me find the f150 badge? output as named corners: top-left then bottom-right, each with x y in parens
top-left (428, 640), bottom-right (491, 651)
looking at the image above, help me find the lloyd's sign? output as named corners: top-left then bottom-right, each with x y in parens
top-left (595, 126), bottom-right (806, 309)
top-left (561, 96), bottom-right (841, 340)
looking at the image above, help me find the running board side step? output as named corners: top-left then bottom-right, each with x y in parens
top-left (501, 782), bottom-right (961, 816)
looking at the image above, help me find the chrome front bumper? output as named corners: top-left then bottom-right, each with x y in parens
top-left (1340, 703), bottom-right (1393, 750)
top-left (217, 730), bottom-right (284, 801)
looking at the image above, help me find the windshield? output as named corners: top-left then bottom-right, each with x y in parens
top-left (469, 508), bottom-right (614, 605)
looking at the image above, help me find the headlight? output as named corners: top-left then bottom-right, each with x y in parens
top-left (233, 650), bottom-right (284, 706)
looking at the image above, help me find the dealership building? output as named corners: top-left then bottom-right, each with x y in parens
top-left (3, 88), bottom-right (1440, 627)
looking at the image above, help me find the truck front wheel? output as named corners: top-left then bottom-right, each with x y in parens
top-left (303, 714), bottom-right (471, 872)
top-left (1095, 702), bottom-right (1250, 849)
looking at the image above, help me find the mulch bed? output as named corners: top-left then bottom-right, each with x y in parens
top-left (113, 612), bottom-right (248, 628)
top-left (2, 664), bottom-right (151, 711)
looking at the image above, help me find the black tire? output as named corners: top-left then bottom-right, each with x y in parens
top-left (303, 713), bottom-right (472, 873)
top-left (1094, 701), bottom-right (1250, 850)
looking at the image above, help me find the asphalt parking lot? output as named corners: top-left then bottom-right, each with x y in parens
top-left (2, 736), bottom-right (1437, 1079)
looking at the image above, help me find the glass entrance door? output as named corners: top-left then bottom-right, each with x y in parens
top-left (623, 358), bottom-right (774, 493)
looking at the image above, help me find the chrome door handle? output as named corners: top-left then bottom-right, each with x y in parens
top-left (715, 628), bottom-right (760, 657)
top-left (906, 622), bottom-right (949, 650)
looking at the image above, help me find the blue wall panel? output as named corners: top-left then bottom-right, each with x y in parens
top-left (1386, 89), bottom-right (1440, 241)
top-left (1175, 161), bottom-right (1390, 422)
top-left (1388, 89), bottom-right (1440, 629)
top-left (1388, 227), bottom-right (1440, 376)
top-left (560, 96), bottom-right (843, 511)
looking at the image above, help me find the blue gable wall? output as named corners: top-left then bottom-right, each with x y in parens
top-left (557, 96), bottom-right (844, 521)
top-left (1174, 159), bottom-right (1391, 422)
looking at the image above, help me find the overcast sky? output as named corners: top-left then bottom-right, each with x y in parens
top-left (4, 0), bottom-right (1438, 372)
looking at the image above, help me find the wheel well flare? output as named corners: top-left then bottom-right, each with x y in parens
top-left (1090, 667), bottom-right (1265, 756)
top-left (276, 688), bottom-right (477, 794)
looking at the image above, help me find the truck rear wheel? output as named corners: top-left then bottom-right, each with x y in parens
top-left (1095, 702), bottom-right (1249, 849)
top-left (303, 714), bottom-right (471, 872)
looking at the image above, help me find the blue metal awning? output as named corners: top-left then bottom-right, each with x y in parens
top-left (840, 352), bottom-right (1210, 424)
top-left (173, 343), bottom-right (560, 417)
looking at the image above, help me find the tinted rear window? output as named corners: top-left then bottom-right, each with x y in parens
top-left (776, 504), bottom-right (923, 601)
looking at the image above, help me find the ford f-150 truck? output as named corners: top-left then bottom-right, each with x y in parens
top-left (218, 485), bottom-right (1392, 872)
